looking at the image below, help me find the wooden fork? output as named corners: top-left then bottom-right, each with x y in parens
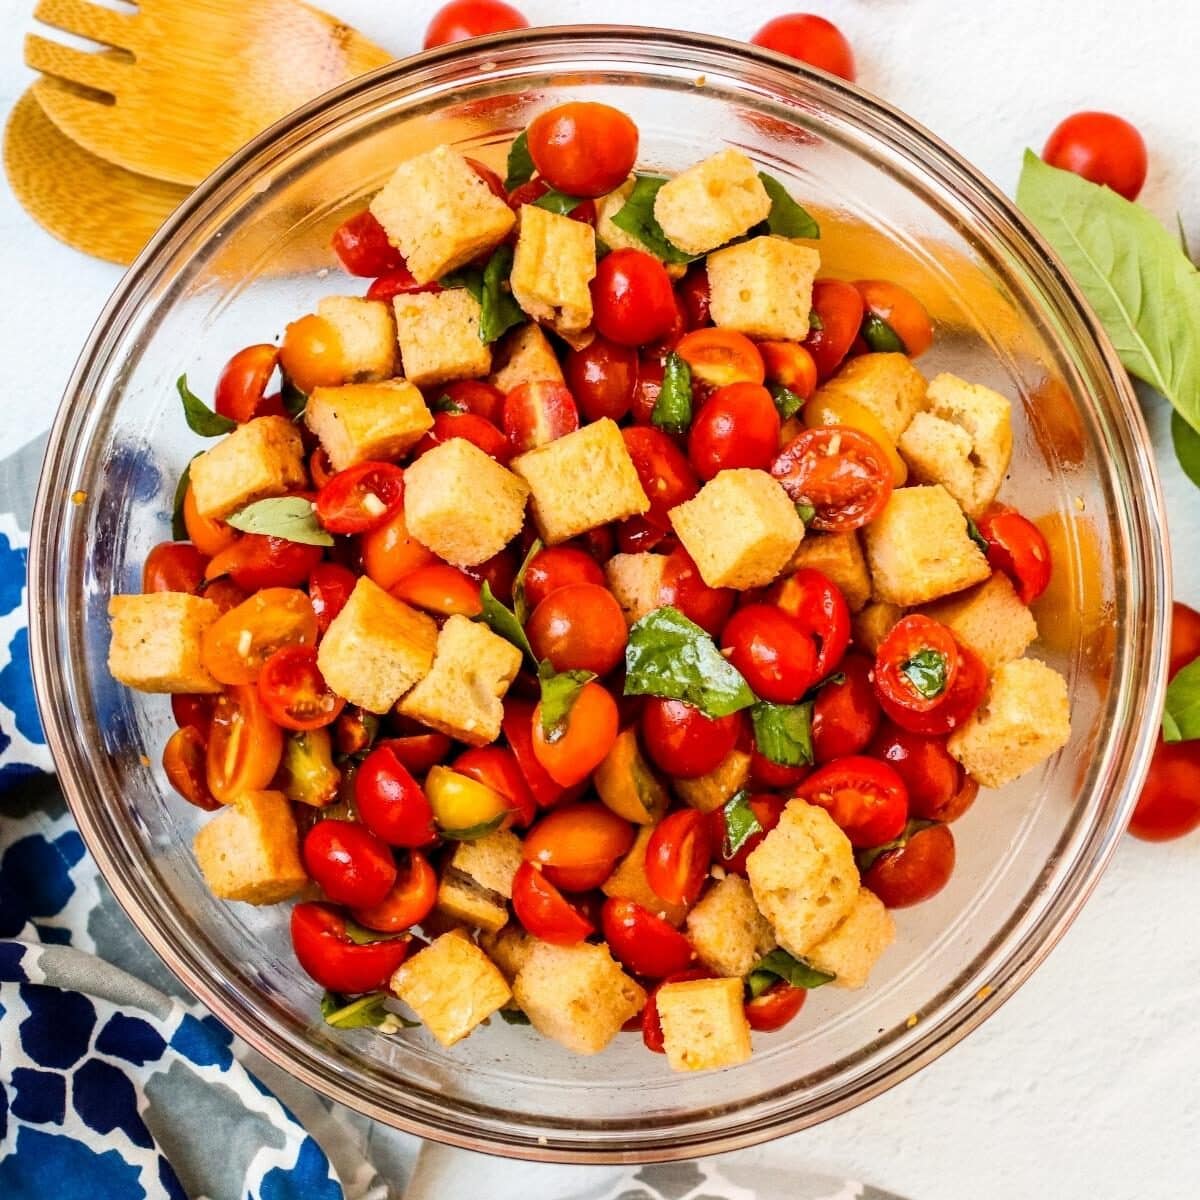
top-left (25, 0), bottom-right (393, 187)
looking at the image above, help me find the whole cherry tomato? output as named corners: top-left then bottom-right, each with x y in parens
top-left (503, 381), bottom-right (579, 453)
top-left (1169, 601), bottom-right (1200, 679)
top-left (214, 344), bottom-right (279, 423)
top-left (811, 652), bottom-right (880, 762)
top-left (688, 383), bottom-right (781, 480)
top-left (290, 903), bottom-right (411, 993)
top-left (503, 697), bottom-right (569, 809)
top-left (521, 545), bottom-right (605, 611)
top-left (709, 792), bottom-right (787, 876)
top-left (641, 698), bottom-right (742, 779)
top-left (511, 860), bottom-right (594, 944)
top-left (803, 279), bottom-right (865, 379)
top-left (454, 745), bottom-right (537, 827)
top-left (303, 819), bottom-right (397, 908)
top-left (721, 604), bottom-right (819, 704)
top-left (592, 250), bottom-right (680, 347)
top-left (864, 823), bottom-right (956, 907)
top-left (745, 981), bottom-right (807, 1032)
top-left (414, 410), bottom-right (512, 463)
top-left (526, 102), bottom-right (639, 198)
top-left (523, 804), bottom-right (635, 891)
top-left (423, 0), bottom-right (527, 47)
top-left (315, 461), bottom-right (404, 535)
top-left (645, 809), bottom-right (712, 905)
top-left (601, 898), bottom-right (695, 977)
top-left (351, 851), bottom-right (438, 933)
top-left (675, 329), bottom-right (765, 391)
top-left (280, 313), bottom-right (344, 394)
top-left (658, 546), bottom-right (735, 638)
top-left (330, 210), bottom-right (405, 277)
top-left (376, 733), bottom-right (453, 777)
top-left (257, 644), bottom-right (345, 731)
top-left (642, 967), bottom-right (713, 1052)
top-left (391, 563), bottom-right (482, 617)
top-left (355, 743), bottom-right (439, 847)
top-left (975, 506), bottom-right (1052, 605)
top-left (1130, 740), bottom-right (1200, 841)
top-left (142, 541), bottom-right (207, 594)
top-left (361, 505), bottom-right (437, 590)
top-left (182, 485), bottom-right (238, 559)
top-left (622, 426), bottom-right (700, 533)
top-left (1042, 111), bottom-right (1148, 201)
top-left (434, 378), bottom-right (506, 424)
top-left (206, 685), bottom-right (284, 804)
top-left (677, 266), bottom-right (711, 330)
top-left (201, 587), bottom-right (318, 685)
top-left (205, 534), bottom-right (323, 592)
top-left (308, 562), bottom-right (357, 634)
top-left (870, 722), bottom-right (978, 823)
top-left (162, 726), bottom-right (219, 810)
top-left (771, 426), bottom-right (894, 532)
top-left (564, 336), bottom-right (638, 422)
top-left (796, 756), bottom-right (908, 848)
top-left (767, 567), bottom-right (852, 679)
top-left (751, 13), bottom-right (856, 80)
top-left (527, 582), bottom-right (627, 675)
top-left (366, 266), bottom-right (440, 303)
top-left (531, 682), bottom-right (619, 786)
top-left (853, 280), bottom-right (934, 358)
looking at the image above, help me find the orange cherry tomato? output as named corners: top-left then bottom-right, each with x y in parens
top-left (205, 534), bottom-right (322, 591)
top-left (863, 823), bottom-right (956, 907)
top-left (745, 981), bottom-right (807, 1032)
top-left (361, 505), bottom-right (437, 590)
top-left (214, 344), bottom-right (279, 423)
top-left (315, 462), bottom-right (405, 535)
top-left (853, 280), bottom-right (934, 358)
top-left (257, 644), bottom-right (345, 731)
top-left (201, 587), bottom-right (319, 685)
top-left (206, 684), bottom-right (285, 803)
top-left (351, 851), bottom-right (438, 932)
top-left (752, 13), bottom-right (856, 81)
top-left (758, 341), bottom-right (818, 400)
top-left (526, 102), bottom-right (639, 199)
top-left (391, 563), bottom-right (483, 617)
top-left (675, 329), bottom-right (766, 390)
top-left (182, 484), bottom-right (238, 558)
top-left (522, 803), bottom-right (636, 892)
top-left (279, 313), bottom-right (345, 394)
top-left (162, 726), bottom-right (220, 810)
top-left (770, 425), bottom-right (894, 532)
top-left (511, 861), bottom-right (593, 945)
top-left (645, 809), bottom-right (712, 906)
top-left (803, 280), bottom-right (865, 380)
top-left (526, 582), bottom-right (627, 675)
top-left (531, 682), bottom-right (619, 787)
top-left (142, 541), bottom-right (207, 593)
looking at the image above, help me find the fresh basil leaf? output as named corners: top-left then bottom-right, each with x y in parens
top-left (610, 175), bottom-right (699, 265)
top-left (178, 374), bottom-right (235, 437)
top-left (770, 383), bottom-right (805, 421)
top-left (747, 949), bottom-right (834, 998)
top-left (499, 1007), bottom-right (532, 1025)
top-left (652, 352), bottom-right (693, 434)
top-left (478, 580), bottom-right (535, 662)
top-left (505, 130), bottom-right (534, 191)
top-left (281, 375), bottom-right (308, 419)
top-left (861, 312), bottom-right (907, 354)
top-left (965, 515), bottom-right (990, 556)
top-left (624, 607), bottom-right (755, 717)
top-left (512, 537), bottom-right (543, 626)
top-left (1163, 656), bottom-right (1200, 743)
top-left (171, 456), bottom-right (199, 541)
top-left (750, 700), bottom-right (814, 767)
top-left (320, 991), bottom-right (418, 1032)
top-left (855, 818), bottom-right (939, 873)
top-left (442, 814), bottom-right (507, 841)
top-left (795, 502), bottom-right (817, 527)
top-left (538, 661), bottom-right (596, 743)
top-left (533, 189), bottom-right (584, 216)
top-left (900, 648), bottom-right (948, 699)
top-left (432, 393), bottom-right (467, 414)
top-left (808, 311), bottom-right (824, 332)
top-left (439, 266), bottom-right (484, 301)
top-left (341, 918), bottom-right (406, 946)
top-left (759, 172), bottom-right (820, 240)
top-left (1017, 150), bottom-right (1200, 437)
top-left (721, 790), bottom-right (763, 859)
top-left (226, 497), bottom-right (334, 546)
top-left (1171, 410), bottom-right (1200, 490)
top-left (477, 244), bottom-right (526, 344)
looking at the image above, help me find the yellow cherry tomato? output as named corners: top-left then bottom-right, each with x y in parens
top-left (424, 765), bottom-right (509, 833)
top-left (802, 391), bottom-right (908, 486)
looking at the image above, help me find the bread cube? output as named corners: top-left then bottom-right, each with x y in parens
top-left (393, 289), bottom-right (492, 388)
top-left (595, 177), bottom-right (688, 279)
top-left (673, 748), bottom-right (752, 814)
top-left (863, 485), bottom-right (991, 606)
top-left (815, 354), bottom-right (927, 443)
top-left (188, 415), bottom-right (307, 520)
top-left (852, 601), bottom-right (904, 656)
top-left (686, 876), bottom-right (775, 978)
top-left (512, 940), bottom-right (645, 1055)
top-left (392, 929), bottom-right (512, 1047)
top-left (922, 573), bottom-right (1037, 672)
top-left (604, 553), bottom-right (668, 627)
top-left (193, 790), bottom-right (306, 904)
top-left (317, 577), bottom-right (437, 713)
top-left (478, 923), bottom-right (536, 983)
top-left (899, 374), bottom-right (1013, 516)
top-left (603, 825), bottom-right (689, 927)
top-left (305, 380), bottom-right (433, 472)
top-left (512, 418), bottom-right (649, 544)
top-left (398, 614), bottom-right (522, 747)
top-left (653, 149), bottom-right (771, 256)
top-left (315, 296), bottom-right (395, 381)
top-left (747, 799), bottom-right (859, 957)
top-left (786, 531), bottom-right (871, 613)
top-left (435, 826), bottom-right (523, 933)
top-left (947, 657), bottom-right (1071, 788)
top-left (656, 977), bottom-right (752, 1072)
top-left (108, 593), bottom-right (222, 694)
top-left (403, 437), bottom-right (529, 566)
top-left (369, 145), bottom-right (516, 284)
top-left (510, 204), bottom-right (596, 340)
top-left (707, 237), bottom-right (820, 342)
top-left (805, 887), bottom-right (895, 989)
top-left (487, 323), bottom-right (564, 394)
top-left (669, 469), bottom-right (803, 590)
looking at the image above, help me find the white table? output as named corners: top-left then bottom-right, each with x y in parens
top-left (3, 2), bottom-right (1198, 1196)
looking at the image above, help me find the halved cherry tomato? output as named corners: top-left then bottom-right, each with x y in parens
top-left (280, 313), bottom-right (344, 394)
top-left (434, 379), bottom-right (505, 425)
top-left (378, 733), bottom-right (453, 777)
top-left (521, 545), bottom-right (605, 611)
top-left (142, 541), bottom-right (207, 593)
top-left (331, 210), bottom-right (405, 277)
top-left (631, 354), bottom-right (665, 424)
top-left (511, 861), bottom-right (594, 944)
top-left (523, 804), bottom-right (635, 891)
top-left (602, 897), bottom-right (695, 978)
top-left (642, 967), bottom-right (714, 1052)
top-left (315, 462), bottom-right (404, 535)
top-left (675, 329), bottom-right (765, 390)
top-left (976, 506), bottom-right (1051, 605)
top-left (257, 644), bottom-right (345, 731)
top-left (414, 410), bottom-right (512, 463)
top-left (391, 563), bottom-right (482, 617)
top-left (1130, 739), bottom-right (1200, 841)
top-left (172, 693), bottom-right (215, 738)
top-left (214, 344), bottom-right (279, 423)
top-left (759, 341), bottom-right (818, 400)
top-left (503, 698), bottom-right (568, 808)
top-left (688, 383), bottom-right (781, 480)
top-left (767, 567), bottom-right (852, 679)
top-left (745, 981), bottom-right (807, 1032)
top-left (351, 851), bottom-right (438, 933)
top-left (1042, 111), bottom-right (1147, 201)
top-left (526, 102), bottom-right (639, 198)
top-left (205, 534), bottom-right (323, 591)
top-left (853, 280), bottom-right (934, 358)
top-left (752, 13), bottom-right (856, 80)
top-left (531, 682), bottom-right (619, 786)
top-left (201, 587), bottom-right (318, 685)
top-left (721, 604), bottom-right (819, 704)
top-left (303, 818), bottom-right (397, 907)
top-left (803, 280), bottom-right (865, 380)
top-left (309, 447), bottom-right (335, 490)
top-left (709, 792), bottom-right (786, 876)
top-left (506, 178), bottom-right (598, 225)
top-left (658, 546), bottom-right (735, 638)
top-left (676, 266), bottom-right (711, 330)
top-left (366, 265), bottom-right (441, 302)
top-left (183, 485), bottom-right (238, 558)
top-left (592, 250), bottom-right (679, 347)
top-left (811, 652), bottom-right (880, 763)
top-left (864, 823), bottom-right (956, 907)
top-left (641, 698), bottom-right (742, 779)
top-left (870, 723), bottom-right (978, 824)
top-left (622, 426), bottom-right (700, 535)
top-left (503, 381), bottom-right (579, 453)
top-left (771, 426), bottom-right (893, 532)
top-left (564, 336), bottom-right (638, 423)
top-left (163, 726), bottom-right (220, 810)
top-left (291, 902), bottom-right (411, 993)
top-left (454, 745), bottom-right (537, 827)
top-left (308, 562), bottom-right (356, 634)
top-left (527, 582), bottom-right (627, 675)
top-left (355, 743), bottom-right (439, 847)
top-left (797, 756), bottom-right (909, 848)
top-left (361, 505), bottom-right (436, 590)
top-left (803, 389), bottom-right (907, 486)
top-left (645, 809), bottom-right (712, 906)
top-left (206, 684), bottom-right (284, 803)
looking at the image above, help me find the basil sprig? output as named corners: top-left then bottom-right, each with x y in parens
top-left (504, 130), bottom-right (534, 191)
top-left (747, 949), bottom-right (834, 998)
top-left (610, 175), bottom-right (699, 265)
top-left (758, 172), bottom-right (820, 240)
top-left (720, 791), bottom-right (763, 859)
top-left (178, 374), bottom-right (235, 437)
top-left (538, 661), bottom-right (596, 743)
top-left (900, 649), bottom-right (948, 700)
top-left (226, 497), bottom-right (333, 546)
top-left (652, 352), bottom-right (693, 435)
top-left (320, 991), bottom-right (417, 1032)
top-left (1163, 656), bottom-right (1200, 743)
top-left (750, 700), bottom-right (814, 767)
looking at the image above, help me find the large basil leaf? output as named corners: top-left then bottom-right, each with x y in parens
top-left (1163, 656), bottom-right (1200, 743)
top-left (478, 245), bottom-right (527, 344)
top-left (610, 175), bottom-right (699, 265)
top-left (504, 131), bottom-right (534, 191)
top-left (750, 700), bottom-right (814, 766)
top-left (477, 580), bottom-right (535, 662)
top-left (720, 791), bottom-right (763, 858)
top-left (320, 991), bottom-right (417, 1032)
top-left (226, 497), bottom-right (333, 546)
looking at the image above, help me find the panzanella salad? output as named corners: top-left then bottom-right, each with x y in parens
top-left (108, 101), bottom-right (1071, 1071)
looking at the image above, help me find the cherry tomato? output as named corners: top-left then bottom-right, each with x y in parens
top-left (523, 804), bottom-right (636, 892)
top-left (503, 697), bottom-right (569, 808)
top-left (391, 563), bottom-right (482, 617)
top-left (721, 604), bottom-right (819, 704)
top-left (201, 587), bottom-right (318, 685)
top-left (308, 562), bottom-right (356, 634)
top-left (864, 823), bottom-right (956, 907)
top-left (351, 851), bottom-right (438, 932)
top-left (290, 902), bottom-right (411, 994)
top-left (182, 485), bottom-right (238, 558)
top-left (622, 426), bottom-right (700, 533)
top-left (748, 749), bottom-right (811, 792)
top-left (308, 447), bottom-right (335, 490)
top-left (1130, 739), bottom-right (1200, 841)
top-left (645, 809), bottom-right (712, 906)
top-left (355, 743), bottom-right (439, 847)
top-left (759, 341), bottom-right (818, 400)
top-left (811, 652), bottom-right (880, 762)
top-left (256, 644), bottom-right (344, 731)
top-left (803, 387), bottom-right (907, 486)
top-left (376, 732), bottom-right (452, 776)
top-left (709, 792), bottom-right (786, 876)
top-left (767, 567), bottom-right (852, 679)
top-left (434, 379), bottom-right (505, 425)
top-left (642, 967), bottom-right (713, 1052)
top-left (279, 313), bottom-right (344, 394)
top-left (531, 682), bottom-right (619, 786)
top-left (526, 102), bottom-right (639, 198)
top-left (745, 981), bottom-right (807, 1032)
top-left (206, 684), bottom-right (284, 804)
top-left (677, 266), bottom-right (711, 330)
top-left (414, 410), bottom-right (512, 463)
top-left (205, 534), bottom-right (323, 591)
top-left (798, 756), bottom-right (908, 848)
top-left (162, 726), bottom-right (220, 810)
top-left (172, 693), bottom-right (215, 738)
top-left (314, 462), bottom-right (404, 535)
top-left (641, 698), bottom-right (741, 779)
top-left (199, 578), bottom-right (248, 615)
top-left (1042, 111), bottom-right (1148, 201)
top-left (214, 344), bottom-right (279, 423)
top-left (142, 541), bottom-right (207, 594)
top-left (361, 505), bottom-right (436, 590)
top-left (334, 707), bottom-right (379, 757)
top-left (511, 860), bottom-right (594, 944)
top-left (631, 355), bottom-right (665, 424)
top-left (675, 329), bottom-right (766, 391)
top-left (752, 13), bottom-right (856, 81)
top-left (592, 250), bottom-right (680, 347)
top-left (976, 506), bottom-right (1051, 605)
top-left (464, 547), bottom-right (519, 605)
top-left (658, 546), bottom-right (735, 638)
top-left (464, 156), bottom-right (508, 203)
top-left (1170, 602), bottom-right (1200, 679)
top-left (331, 210), bottom-right (405, 277)
top-left (564, 337), bottom-right (638, 422)
top-left (366, 265), bottom-right (440, 302)
top-left (503, 381), bottom-right (579, 453)
top-left (527, 582), bottom-right (627, 675)
top-left (870, 722), bottom-right (978, 824)
top-left (853, 280), bottom-right (934, 358)
top-left (424, 0), bottom-right (527, 47)
top-left (454, 745), bottom-right (537, 827)
top-left (803, 280), bottom-right (865, 380)
top-left (687, 383), bottom-right (781, 480)
top-left (602, 897), bottom-right (695, 978)
top-left (303, 819), bottom-right (396, 907)
top-left (520, 545), bottom-right (605, 611)
top-left (771, 426), bottom-right (893, 532)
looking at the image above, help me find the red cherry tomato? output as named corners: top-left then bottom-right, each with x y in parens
top-left (642, 967), bottom-right (714, 1052)
top-left (290, 903), bottom-right (411, 994)
top-left (331, 210), bottom-right (405, 277)
top-left (432, 379), bottom-right (506, 425)
top-left (172, 693), bottom-right (215, 738)
top-left (803, 280), bottom-right (865, 380)
top-left (523, 804), bottom-right (636, 891)
top-left (796, 756), bottom-right (908, 848)
top-left (709, 792), bottom-right (786, 876)
top-left (641, 699), bottom-right (741, 779)
top-left (143, 541), bottom-right (207, 594)
top-left (526, 102), bottom-right (639, 198)
top-left (351, 851), bottom-right (438, 933)
top-left (1169, 601), bottom-right (1200, 679)
top-left (162, 726), bottom-right (220, 811)
top-left (759, 341), bottom-right (818, 399)
top-left (206, 534), bottom-right (323, 591)
top-left (361, 505), bottom-right (437, 590)
top-left (675, 329), bottom-right (766, 391)
top-left (677, 266), bottom-right (711, 330)
top-left (424, 0), bottom-right (527, 47)
top-left (630, 354), bottom-right (665, 424)
top-left (864, 823), bottom-right (956, 907)
top-left (687, 383), bottom-right (781, 480)
top-left (771, 426), bottom-right (893, 533)
top-left (811, 652), bottom-right (880, 763)
top-left (721, 604), bottom-right (819, 704)
top-left (564, 336), bottom-right (638, 422)
top-left (503, 698), bottom-right (569, 809)
top-left (214, 344), bottom-right (279, 423)
top-left (1130, 739), bottom-right (1200, 841)
top-left (414, 410), bottom-right (512, 463)
top-left (308, 562), bottom-right (356, 635)
top-left (355, 744), bottom-right (439, 847)
top-left (315, 462), bottom-right (404, 535)
top-left (502, 381), bottom-right (580, 454)
top-left (645, 809), bottom-right (712, 906)
top-left (531, 682), bottom-right (620, 787)
top-left (376, 733), bottom-right (453, 777)
top-left (527, 582), bottom-right (627, 676)
top-left (391, 563), bottom-right (482, 618)
top-left (975, 506), bottom-right (1052, 605)
top-left (465, 156), bottom-right (508, 203)
top-left (463, 547), bottom-right (518, 605)
top-left (767, 567), bottom-right (852, 679)
top-left (454, 745), bottom-right (537, 827)
top-left (853, 280), bottom-right (934, 358)
top-left (592, 250), bottom-right (680, 347)
top-left (658, 546), bottom-right (735, 638)
top-left (748, 749), bottom-right (811, 792)
top-left (752, 13), bottom-right (856, 81)
top-left (206, 684), bottom-right (284, 804)
top-left (511, 861), bottom-right (594, 944)
top-left (745, 981), bottom-right (807, 1032)
top-left (366, 265), bottom-right (441, 302)
top-left (257, 645), bottom-right (345, 732)
top-left (1042, 111), bottom-right (1148, 201)
top-left (621, 425), bottom-right (700, 534)
top-left (303, 819), bottom-right (397, 908)
top-left (601, 898), bottom-right (695, 977)
top-left (520, 545), bottom-right (605, 611)
top-left (870, 722), bottom-right (978, 823)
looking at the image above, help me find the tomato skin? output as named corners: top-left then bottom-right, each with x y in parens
top-left (331, 210), bottom-right (405, 277)
top-left (622, 426), bottom-right (700, 533)
top-left (745, 981), bottom-right (807, 1032)
top-left (870, 722), bottom-right (977, 823)
top-left (752, 13), bottom-right (856, 80)
top-left (415, 410), bottom-right (512, 463)
top-left (183, 485), bottom-right (238, 558)
top-left (658, 546), bottom-right (735, 638)
top-left (1169, 602), bottom-right (1200, 679)
top-left (976, 507), bottom-right (1052, 605)
top-left (641, 698), bottom-right (741, 779)
top-left (280, 313), bottom-right (344, 394)
top-left (1130, 739), bottom-right (1200, 841)
top-left (424, 0), bottom-right (527, 46)
top-left (143, 541), bottom-right (207, 594)
top-left (361, 505), bottom-right (437, 590)
top-left (303, 819), bottom-right (396, 908)
top-left (526, 102), bottom-right (639, 198)
top-left (527, 582), bottom-right (627, 675)
top-left (811, 652), bottom-right (880, 763)
top-left (709, 792), bottom-right (786, 876)
top-left (163, 726), bottom-right (220, 810)
top-left (677, 266), bottom-right (711, 330)
top-left (434, 379), bottom-right (505, 425)
top-left (803, 280), bottom-right (865, 380)
top-left (531, 682), bottom-right (620, 786)
top-left (759, 341), bottom-right (818, 400)
top-left (391, 563), bottom-right (482, 618)
top-left (767, 567), bottom-right (852, 679)
top-left (864, 823), bottom-right (956, 907)
top-left (351, 851), bottom-right (438, 933)
top-left (748, 749), bottom-right (811, 792)
top-left (366, 265), bottom-right (441, 302)
top-left (523, 804), bottom-right (636, 892)
top-left (771, 426), bottom-right (894, 533)
top-left (720, 605), bottom-right (819, 704)
top-left (521, 546), bottom-right (605, 611)
top-left (206, 685), bottom-right (284, 804)
top-left (206, 534), bottom-right (323, 592)
top-left (503, 382), bottom-right (580, 453)
top-left (463, 547), bottom-right (518, 606)
top-left (315, 462), bottom-right (404, 535)
top-left (511, 861), bottom-right (594, 944)
top-left (214, 344), bottom-right (279, 423)
top-left (645, 809), bottom-right (712, 906)
top-left (172, 693), bottom-right (215, 738)
top-left (454, 745), bottom-right (537, 827)
top-left (308, 562), bottom-right (357, 634)
top-left (676, 329), bottom-right (766, 391)
top-left (290, 903), bottom-right (411, 994)
top-left (257, 644), bottom-right (345, 731)
top-left (502, 698), bottom-right (568, 808)
top-left (797, 756), bottom-right (909, 848)
top-left (1042, 111), bottom-right (1148, 201)
top-left (355, 744), bottom-right (439, 848)
top-left (592, 250), bottom-right (680, 347)
top-left (201, 587), bottom-right (319, 685)
top-left (853, 280), bottom-right (934, 358)
top-left (602, 898), bottom-right (695, 978)
top-left (378, 733), bottom-right (453, 777)
top-left (687, 383), bottom-right (781, 480)
top-left (564, 336), bottom-right (638, 423)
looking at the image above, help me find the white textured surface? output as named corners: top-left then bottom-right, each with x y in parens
top-left (2, 2), bottom-right (1199, 1197)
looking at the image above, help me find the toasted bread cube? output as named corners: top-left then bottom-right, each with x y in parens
top-left (815, 354), bottom-right (927, 443)
top-left (853, 601), bottom-right (903, 656)
top-left (510, 204), bottom-right (596, 340)
top-left (595, 177), bottom-right (687, 279)
top-left (188, 415), bottom-right (307, 520)
top-left (707, 237), bottom-right (820, 342)
top-left (487, 323), bottom-right (564, 393)
top-left (512, 418), bottom-right (649, 544)
top-left (747, 800), bottom-right (859, 957)
top-left (948, 658), bottom-right (1071, 788)
top-left (398, 615), bottom-right (522, 746)
top-left (370, 145), bottom-right (516, 284)
top-left (392, 929), bottom-right (511, 1047)
top-left (805, 887), bottom-right (895, 989)
top-left (193, 790), bottom-right (306, 904)
top-left (317, 577), bottom-right (437, 713)
top-left (478, 924), bottom-right (536, 983)
top-left (786, 531), bottom-right (871, 613)
top-left (863, 485), bottom-right (991, 606)
top-left (604, 553), bottom-right (668, 627)
top-left (899, 374), bottom-right (1013, 516)
top-left (108, 593), bottom-right (221, 694)
top-left (315, 296), bottom-right (395, 381)
top-left (669, 469), bottom-right (803, 590)
top-left (603, 825), bottom-right (690, 926)
top-left (305, 380), bottom-right (433, 471)
top-left (512, 941), bottom-right (645, 1055)
top-left (656, 977), bottom-right (752, 1072)
top-left (435, 827), bottom-right (523, 933)
top-left (653, 150), bottom-right (771, 256)
top-left (686, 876), bottom-right (775, 979)
top-left (673, 748), bottom-right (752, 814)
top-left (392, 290), bottom-right (492, 388)
top-left (922, 573), bottom-right (1037, 672)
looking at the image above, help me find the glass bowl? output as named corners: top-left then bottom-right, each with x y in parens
top-left (30, 26), bottom-right (1170, 1162)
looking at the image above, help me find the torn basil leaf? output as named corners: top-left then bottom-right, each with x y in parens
top-left (1163, 655), bottom-right (1200, 743)
top-left (770, 383), bottom-right (805, 421)
top-left (499, 1007), bottom-right (532, 1025)
top-left (1171, 410), bottom-right (1200, 490)
top-left (538, 661), bottom-right (596, 743)
top-left (320, 991), bottom-right (417, 1032)
top-left (652, 352), bottom-right (693, 435)
top-left (750, 700), bottom-right (814, 767)
top-left (478, 580), bottom-right (535, 662)
top-left (478, 245), bottom-right (527, 344)
top-left (178, 374), bottom-right (235, 437)
top-left (861, 312), bottom-right (907, 354)
top-left (533, 189), bottom-right (584, 216)
top-left (747, 949), bottom-right (834, 998)
top-left (226, 497), bottom-right (334, 547)
top-left (720, 790), bottom-right (763, 858)
top-left (610, 175), bottom-right (699, 265)
top-left (505, 130), bottom-right (534, 191)
top-left (432, 393), bottom-right (467, 414)
top-left (795, 501), bottom-right (817, 527)
top-left (759, 172), bottom-right (820, 240)
top-left (900, 649), bottom-right (948, 699)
